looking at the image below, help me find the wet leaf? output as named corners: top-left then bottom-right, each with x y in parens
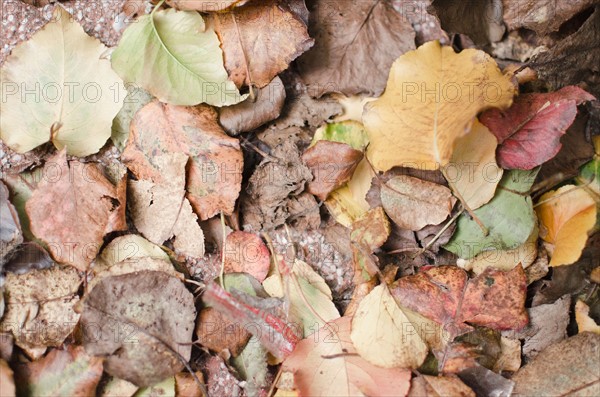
top-left (282, 317), bottom-right (412, 397)
top-left (536, 185), bottom-right (597, 266)
top-left (123, 101), bottom-right (243, 219)
top-left (0, 6), bottom-right (125, 156)
top-left (112, 8), bottom-right (244, 106)
top-left (297, 0), bottom-right (415, 97)
top-left (81, 271), bottom-right (196, 387)
top-left (480, 86), bottom-right (595, 170)
top-left (363, 40), bottom-right (515, 172)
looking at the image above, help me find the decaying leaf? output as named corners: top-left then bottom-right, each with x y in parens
top-left (0, 181), bottom-right (22, 266)
top-left (575, 300), bottom-right (600, 335)
top-left (196, 307), bottom-right (252, 356)
top-left (447, 120), bottom-right (503, 210)
top-left (512, 332), bottom-right (600, 396)
top-left (363, 40), bottom-right (515, 171)
top-left (210, 0), bottom-right (313, 88)
top-left (111, 86), bottom-right (153, 151)
top-left (123, 101), bottom-right (243, 219)
top-left (0, 360), bottom-right (15, 397)
top-left (445, 170), bottom-right (537, 259)
top-left (15, 345), bottom-right (103, 397)
top-left (351, 285), bottom-right (428, 368)
top-left (231, 336), bottom-right (270, 397)
top-left (81, 271), bottom-right (196, 387)
top-left (430, 0), bottom-right (505, 44)
top-left (0, 6), bottom-right (125, 156)
top-left (351, 206), bottom-right (391, 251)
top-left (219, 76), bottom-right (286, 135)
top-left (0, 265), bottom-right (80, 359)
top-left (112, 7), bottom-right (244, 106)
top-left (25, 150), bottom-right (122, 270)
top-left (381, 175), bottom-right (456, 231)
top-left (166, 0), bottom-right (249, 11)
top-left (408, 374), bottom-right (475, 397)
top-left (281, 317), bottom-right (412, 397)
top-left (297, 0), bottom-right (415, 97)
top-left (224, 231), bottom-right (270, 282)
top-left (536, 185), bottom-right (597, 266)
top-left (480, 86), bottom-right (595, 170)
top-left (128, 153), bottom-right (205, 259)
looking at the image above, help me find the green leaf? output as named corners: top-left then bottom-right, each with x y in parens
top-left (231, 336), bottom-right (269, 397)
top-left (0, 6), bottom-right (125, 156)
top-left (111, 8), bottom-right (246, 107)
top-left (311, 121), bottom-right (369, 151)
top-left (444, 169), bottom-right (539, 259)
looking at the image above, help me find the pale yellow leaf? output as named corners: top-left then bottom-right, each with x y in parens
top-left (575, 300), bottom-right (600, 335)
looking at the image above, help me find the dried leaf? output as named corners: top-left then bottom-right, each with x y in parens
top-left (351, 206), bottom-right (391, 251)
top-left (112, 8), bottom-right (244, 106)
top-left (16, 345), bottom-right (103, 397)
top-left (0, 6), bottom-right (125, 156)
top-left (123, 101), bottom-right (243, 219)
top-left (431, 0), bottom-right (505, 44)
top-left (210, 0), bottom-right (313, 88)
top-left (196, 307), bottom-right (251, 356)
top-left (351, 285), bottom-right (428, 368)
top-left (81, 271), bottom-right (196, 387)
top-left (297, 0), bottom-right (415, 97)
top-left (111, 86), bottom-right (153, 151)
top-left (536, 185), bottom-right (597, 266)
top-left (512, 332), bottom-right (600, 396)
top-left (575, 300), bottom-right (600, 334)
top-left (282, 317), bottom-right (412, 397)
top-left (25, 150), bottom-right (121, 270)
top-left (0, 360), bottom-right (15, 397)
top-left (166, 0), bottom-right (249, 12)
top-left (480, 86), bottom-right (595, 170)
top-left (231, 336), bottom-right (270, 397)
top-left (0, 181), bottom-right (22, 266)
top-left (224, 231), bottom-right (270, 282)
top-left (381, 175), bottom-right (456, 231)
top-left (363, 40), bottom-right (515, 171)
top-left (408, 375), bottom-right (475, 397)
top-left (128, 153), bottom-right (205, 259)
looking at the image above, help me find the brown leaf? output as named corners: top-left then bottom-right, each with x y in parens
top-left (80, 271), bottom-right (196, 387)
top-left (302, 141), bottom-right (363, 201)
top-left (512, 332), bottom-right (600, 396)
top-left (219, 76), bottom-right (286, 135)
top-left (224, 231), bottom-right (270, 282)
top-left (297, 0), bottom-right (415, 97)
top-left (15, 345), bottom-right (103, 397)
top-left (431, 0), bottom-right (505, 44)
top-left (381, 175), bottom-right (457, 231)
top-left (196, 307), bottom-right (251, 356)
top-left (502, 0), bottom-right (597, 36)
top-left (123, 101), bottom-right (243, 220)
top-left (0, 265), bottom-right (80, 359)
top-left (0, 360), bottom-right (15, 397)
top-left (166, 0), bottom-right (249, 12)
top-left (409, 375), bottom-right (475, 397)
top-left (0, 181), bottom-right (22, 266)
top-left (25, 149), bottom-right (120, 270)
top-left (128, 153), bottom-right (205, 259)
top-left (210, 0), bottom-right (313, 88)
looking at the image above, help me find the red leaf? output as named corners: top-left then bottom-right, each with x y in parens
top-left (480, 86), bottom-right (595, 169)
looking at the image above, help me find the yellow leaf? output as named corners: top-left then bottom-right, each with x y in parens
top-left (350, 285), bottom-right (428, 369)
top-left (536, 185), bottom-right (597, 266)
top-left (363, 40), bottom-right (515, 171)
top-left (575, 300), bottom-right (600, 335)
top-left (447, 120), bottom-right (503, 210)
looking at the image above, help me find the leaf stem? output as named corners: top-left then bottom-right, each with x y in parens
top-left (442, 167), bottom-right (489, 236)
top-left (414, 208), bottom-right (465, 258)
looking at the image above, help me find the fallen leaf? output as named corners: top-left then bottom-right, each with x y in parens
top-left (332, 94), bottom-right (377, 123)
top-left (363, 40), bottom-right (515, 172)
top-left (512, 332), bottom-right (600, 396)
top-left (494, 336), bottom-right (522, 373)
top-left (458, 363), bottom-right (515, 397)
top-left (166, 0), bottom-right (248, 12)
top-left (219, 76), bottom-right (286, 135)
top-left (25, 150), bottom-right (122, 270)
top-left (575, 300), bottom-right (600, 334)
top-left (112, 8), bottom-right (244, 106)
top-left (502, 0), bottom-right (598, 36)
top-left (392, 265), bottom-right (528, 334)
top-left (123, 101), bottom-right (243, 220)
top-left (0, 181), bottom-right (22, 266)
top-left (447, 120), bottom-right (503, 209)
top-left (134, 377), bottom-right (175, 397)
top-left (408, 374), bottom-right (475, 397)
top-left (536, 184), bottom-right (597, 266)
top-left (480, 86), bottom-right (595, 169)
top-left (531, 6), bottom-right (600, 97)
top-left (0, 6), bottom-right (125, 156)
top-left (224, 231), bottom-right (270, 282)
top-left (97, 376), bottom-right (138, 397)
top-left (351, 285), bottom-right (428, 368)
top-left (15, 345), bottom-right (103, 397)
top-left (310, 120), bottom-right (369, 151)
top-left (0, 360), bottom-right (15, 397)
top-left (128, 153), bottom-right (205, 259)
top-left (445, 170), bottom-right (537, 259)
top-left (503, 295), bottom-right (570, 361)
top-left (81, 271), bottom-right (196, 387)
top-left (282, 317), bottom-right (412, 397)
top-left (381, 175), bottom-right (456, 231)
top-left (175, 371), bottom-right (205, 397)
top-left (209, 0), bottom-right (313, 88)
top-left (431, 0), bottom-right (505, 43)
top-left (205, 355), bottom-right (242, 397)
top-left (351, 206), bottom-right (391, 251)
top-left (111, 86), bottom-right (153, 151)
top-left (297, 0), bottom-right (415, 97)
top-left (196, 307), bottom-right (251, 356)
top-left (231, 336), bottom-right (270, 397)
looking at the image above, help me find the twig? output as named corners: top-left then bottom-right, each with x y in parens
top-left (219, 211), bottom-right (227, 289)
